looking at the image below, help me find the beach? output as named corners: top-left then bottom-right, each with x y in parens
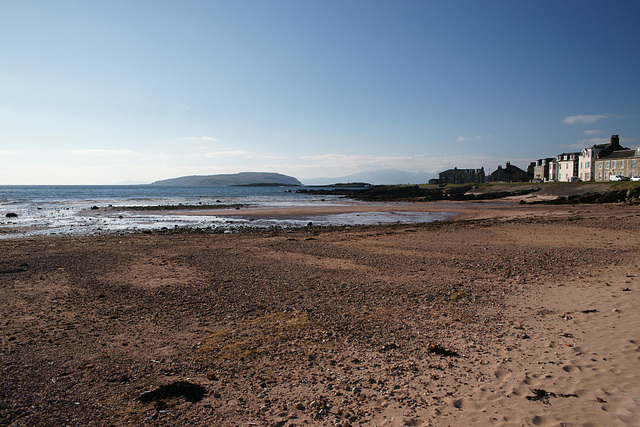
top-left (1, 201), bottom-right (639, 426)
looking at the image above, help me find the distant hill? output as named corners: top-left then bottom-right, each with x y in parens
top-left (304, 169), bottom-right (436, 185)
top-left (151, 172), bottom-right (302, 186)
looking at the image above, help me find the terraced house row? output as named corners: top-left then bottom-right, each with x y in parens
top-left (534, 135), bottom-right (640, 182)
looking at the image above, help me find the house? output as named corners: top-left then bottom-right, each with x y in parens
top-left (438, 167), bottom-right (485, 184)
top-left (556, 152), bottom-right (580, 182)
top-left (595, 147), bottom-right (640, 181)
top-left (548, 159), bottom-right (559, 182)
top-left (578, 135), bottom-right (627, 181)
top-left (526, 162), bottom-right (536, 179)
top-left (533, 158), bottom-right (555, 182)
top-left (489, 162), bottom-right (529, 182)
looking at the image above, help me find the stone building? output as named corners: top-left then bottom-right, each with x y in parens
top-left (489, 162), bottom-right (530, 182)
top-left (578, 135), bottom-right (626, 181)
top-left (438, 167), bottom-right (485, 184)
top-left (533, 158), bottom-right (556, 182)
top-left (595, 147), bottom-right (640, 181)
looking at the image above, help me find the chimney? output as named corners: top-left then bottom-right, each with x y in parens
top-left (611, 134), bottom-right (620, 147)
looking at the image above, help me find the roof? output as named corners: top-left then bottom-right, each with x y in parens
top-left (439, 168), bottom-right (484, 174)
top-left (599, 149), bottom-right (638, 160)
top-left (556, 152), bottom-right (581, 158)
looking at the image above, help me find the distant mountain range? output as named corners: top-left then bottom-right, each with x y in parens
top-left (304, 169), bottom-right (436, 185)
top-left (151, 172), bottom-right (302, 186)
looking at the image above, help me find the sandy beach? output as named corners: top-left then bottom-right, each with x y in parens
top-left (1, 201), bottom-right (639, 426)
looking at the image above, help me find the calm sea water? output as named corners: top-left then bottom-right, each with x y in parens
top-left (0, 185), bottom-right (449, 238)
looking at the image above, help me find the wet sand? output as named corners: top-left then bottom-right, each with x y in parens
top-left (175, 199), bottom-right (573, 222)
top-left (1, 201), bottom-right (639, 426)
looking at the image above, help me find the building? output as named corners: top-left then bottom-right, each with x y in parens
top-left (595, 147), bottom-right (640, 181)
top-left (489, 162), bottom-right (530, 182)
top-left (556, 152), bottom-right (580, 182)
top-left (438, 167), bottom-right (485, 184)
top-left (548, 159), bottom-right (559, 182)
top-left (533, 158), bottom-right (555, 182)
top-left (526, 162), bottom-right (536, 179)
top-left (578, 135), bottom-right (627, 181)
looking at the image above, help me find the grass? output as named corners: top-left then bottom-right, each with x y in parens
top-left (611, 181), bottom-right (640, 190)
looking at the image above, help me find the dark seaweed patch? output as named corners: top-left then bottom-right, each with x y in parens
top-left (526, 388), bottom-right (578, 404)
top-left (428, 344), bottom-right (459, 357)
top-left (139, 381), bottom-right (207, 403)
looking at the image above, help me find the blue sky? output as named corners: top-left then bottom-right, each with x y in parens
top-left (1, 0), bottom-right (639, 184)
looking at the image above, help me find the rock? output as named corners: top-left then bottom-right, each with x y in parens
top-left (5, 212), bottom-right (18, 218)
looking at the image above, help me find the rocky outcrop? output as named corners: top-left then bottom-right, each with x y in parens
top-left (300, 183), bottom-right (640, 204)
top-left (526, 188), bottom-right (640, 205)
top-left (298, 185), bottom-right (539, 202)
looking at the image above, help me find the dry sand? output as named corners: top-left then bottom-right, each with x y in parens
top-left (1, 201), bottom-right (639, 426)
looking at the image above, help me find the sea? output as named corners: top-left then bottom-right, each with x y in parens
top-left (0, 185), bottom-right (449, 238)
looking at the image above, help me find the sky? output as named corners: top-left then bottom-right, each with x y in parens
top-left (1, 0), bottom-right (639, 185)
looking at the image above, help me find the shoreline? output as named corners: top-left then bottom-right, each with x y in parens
top-left (124, 198), bottom-right (576, 223)
top-left (1, 202), bottom-right (639, 426)
top-left (1, 199), bottom-right (531, 239)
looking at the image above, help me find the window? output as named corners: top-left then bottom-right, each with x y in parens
top-left (612, 160), bottom-right (616, 168)
top-left (605, 161), bottom-right (610, 169)
top-left (620, 160), bottom-right (625, 168)
top-left (633, 159), bottom-right (637, 168)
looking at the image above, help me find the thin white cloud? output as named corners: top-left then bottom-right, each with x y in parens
top-left (300, 153), bottom-right (415, 168)
top-left (457, 135), bottom-right (479, 142)
top-left (583, 129), bottom-right (602, 135)
top-left (296, 153), bottom-right (506, 176)
top-left (70, 149), bottom-right (136, 156)
top-left (203, 150), bottom-right (249, 158)
top-left (259, 154), bottom-right (289, 160)
top-left (456, 134), bottom-right (492, 142)
top-left (181, 136), bottom-right (218, 142)
top-left (563, 114), bottom-right (610, 124)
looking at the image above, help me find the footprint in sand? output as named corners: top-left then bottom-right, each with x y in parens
top-left (617, 387), bottom-right (640, 426)
top-left (493, 369), bottom-right (510, 380)
top-left (561, 364), bottom-right (582, 373)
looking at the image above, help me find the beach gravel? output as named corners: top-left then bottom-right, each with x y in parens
top-left (1, 202), bottom-right (639, 426)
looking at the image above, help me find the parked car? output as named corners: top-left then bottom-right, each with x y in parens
top-left (570, 177), bottom-right (582, 182)
top-left (609, 175), bottom-right (630, 181)
top-left (631, 176), bottom-right (640, 182)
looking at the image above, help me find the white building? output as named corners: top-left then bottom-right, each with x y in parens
top-left (548, 159), bottom-right (559, 182)
top-left (556, 152), bottom-right (579, 182)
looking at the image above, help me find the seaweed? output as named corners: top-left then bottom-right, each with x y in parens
top-left (526, 388), bottom-right (578, 404)
top-left (428, 344), bottom-right (460, 357)
top-left (139, 381), bottom-right (207, 403)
